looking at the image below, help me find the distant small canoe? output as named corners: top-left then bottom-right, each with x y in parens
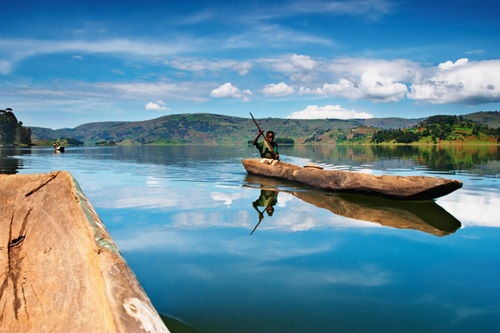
top-left (242, 158), bottom-right (463, 201)
top-left (55, 146), bottom-right (65, 152)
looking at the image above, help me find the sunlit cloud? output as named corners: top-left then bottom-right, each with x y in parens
top-left (210, 82), bottom-right (252, 101)
top-left (408, 58), bottom-right (500, 105)
top-left (438, 58), bottom-right (469, 70)
top-left (260, 54), bottom-right (318, 75)
top-left (145, 100), bottom-right (169, 111)
top-left (290, 54), bottom-right (317, 70)
top-left (288, 104), bottom-right (374, 119)
top-left (325, 58), bottom-right (418, 82)
top-left (290, 57), bottom-right (500, 105)
top-left (261, 82), bottom-right (295, 97)
top-left (297, 58), bottom-right (416, 102)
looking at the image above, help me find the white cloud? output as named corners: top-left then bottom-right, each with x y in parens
top-left (261, 82), bottom-right (295, 96)
top-left (145, 100), bottom-right (169, 111)
top-left (234, 62), bottom-right (252, 75)
top-left (408, 59), bottom-right (500, 104)
top-left (95, 81), bottom-right (210, 102)
top-left (290, 54), bottom-right (316, 70)
top-left (292, 57), bottom-right (500, 105)
top-left (326, 58), bottom-right (418, 82)
top-left (287, 105), bottom-right (373, 119)
top-left (164, 58), bottom-right (252, 75)
top-left (0, 38), bottom-right (190, 60)
top-left (438, 58), bottom-right (469, 70)
top-left (222, 23), bottom-right (333, 50)
top-left (258, 54), bottom-right (320, 83)
top-left (299, 76), bottom-right (408, 103)
top-left (210, 82), bottom-right (252, 101)
top-left (302, 58), bottom-right (415, 102)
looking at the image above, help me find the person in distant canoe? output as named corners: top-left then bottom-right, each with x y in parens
top-left (253, 130), bottom-right (279, 160)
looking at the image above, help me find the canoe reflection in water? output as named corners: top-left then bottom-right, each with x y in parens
top-left (245, 175), bottom-right (461, 237)
top-left (251, 189), bottom-right (278, 235)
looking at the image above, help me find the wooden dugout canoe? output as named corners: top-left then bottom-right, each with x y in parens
top-left (0, 171), bottom-right (170, 333)
top-left (242, 158), bottom-right (463, 201)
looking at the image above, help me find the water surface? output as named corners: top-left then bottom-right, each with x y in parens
top-left (1, 145), bottom-right (499, 333)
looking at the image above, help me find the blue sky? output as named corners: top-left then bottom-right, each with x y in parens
top-left (1, 0), bottom-right (499, 129)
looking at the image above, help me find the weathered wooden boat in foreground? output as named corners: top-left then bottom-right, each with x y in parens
top-left (242, 158), bottom-right (463, 200)
top-left (0, 171), bottom-right (169, 333)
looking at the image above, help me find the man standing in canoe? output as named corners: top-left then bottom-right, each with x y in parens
top-left (253, 130), bottom-right (279, 160)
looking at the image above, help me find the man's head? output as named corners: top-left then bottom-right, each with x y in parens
top-left (266, 131), bottom-right (275, 141)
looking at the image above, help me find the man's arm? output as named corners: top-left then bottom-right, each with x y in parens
top-left (253, 130), bottom-right (264, 145)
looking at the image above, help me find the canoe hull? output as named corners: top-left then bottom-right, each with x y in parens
top-left (242, 158), bottom-right (462, 200)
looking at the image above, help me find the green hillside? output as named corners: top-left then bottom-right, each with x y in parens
top-left (464, 111), bottom-right (500, 128)
top-left (31, 113), bottom-right (376, 145)
top-left (371, 114), bottom-right (500, 144)
top-left (29, 112), bottom-right (500, 146)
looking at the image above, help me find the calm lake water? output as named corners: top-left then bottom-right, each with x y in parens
top-left (1, 145), bottom-right (499, 333)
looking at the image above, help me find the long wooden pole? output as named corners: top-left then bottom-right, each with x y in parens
top-left (250, 113), bottom-right (279, 160)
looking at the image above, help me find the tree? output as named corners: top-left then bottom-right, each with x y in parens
top-left (0, 109), bottom-right (17, 145)
top-left (17, 125), bottom-right (32, 145)
top-left (0, 108), bottom-right (32, 146)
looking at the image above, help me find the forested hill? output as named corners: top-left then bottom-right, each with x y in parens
top-left (464, 111), bottom-right (500, 128)
top-left (372, 114), bottom-right (500, 144)
top-left (29, 113), bottom-right (420, 145)
top-left (29, 111), bottom-right (500, 145)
